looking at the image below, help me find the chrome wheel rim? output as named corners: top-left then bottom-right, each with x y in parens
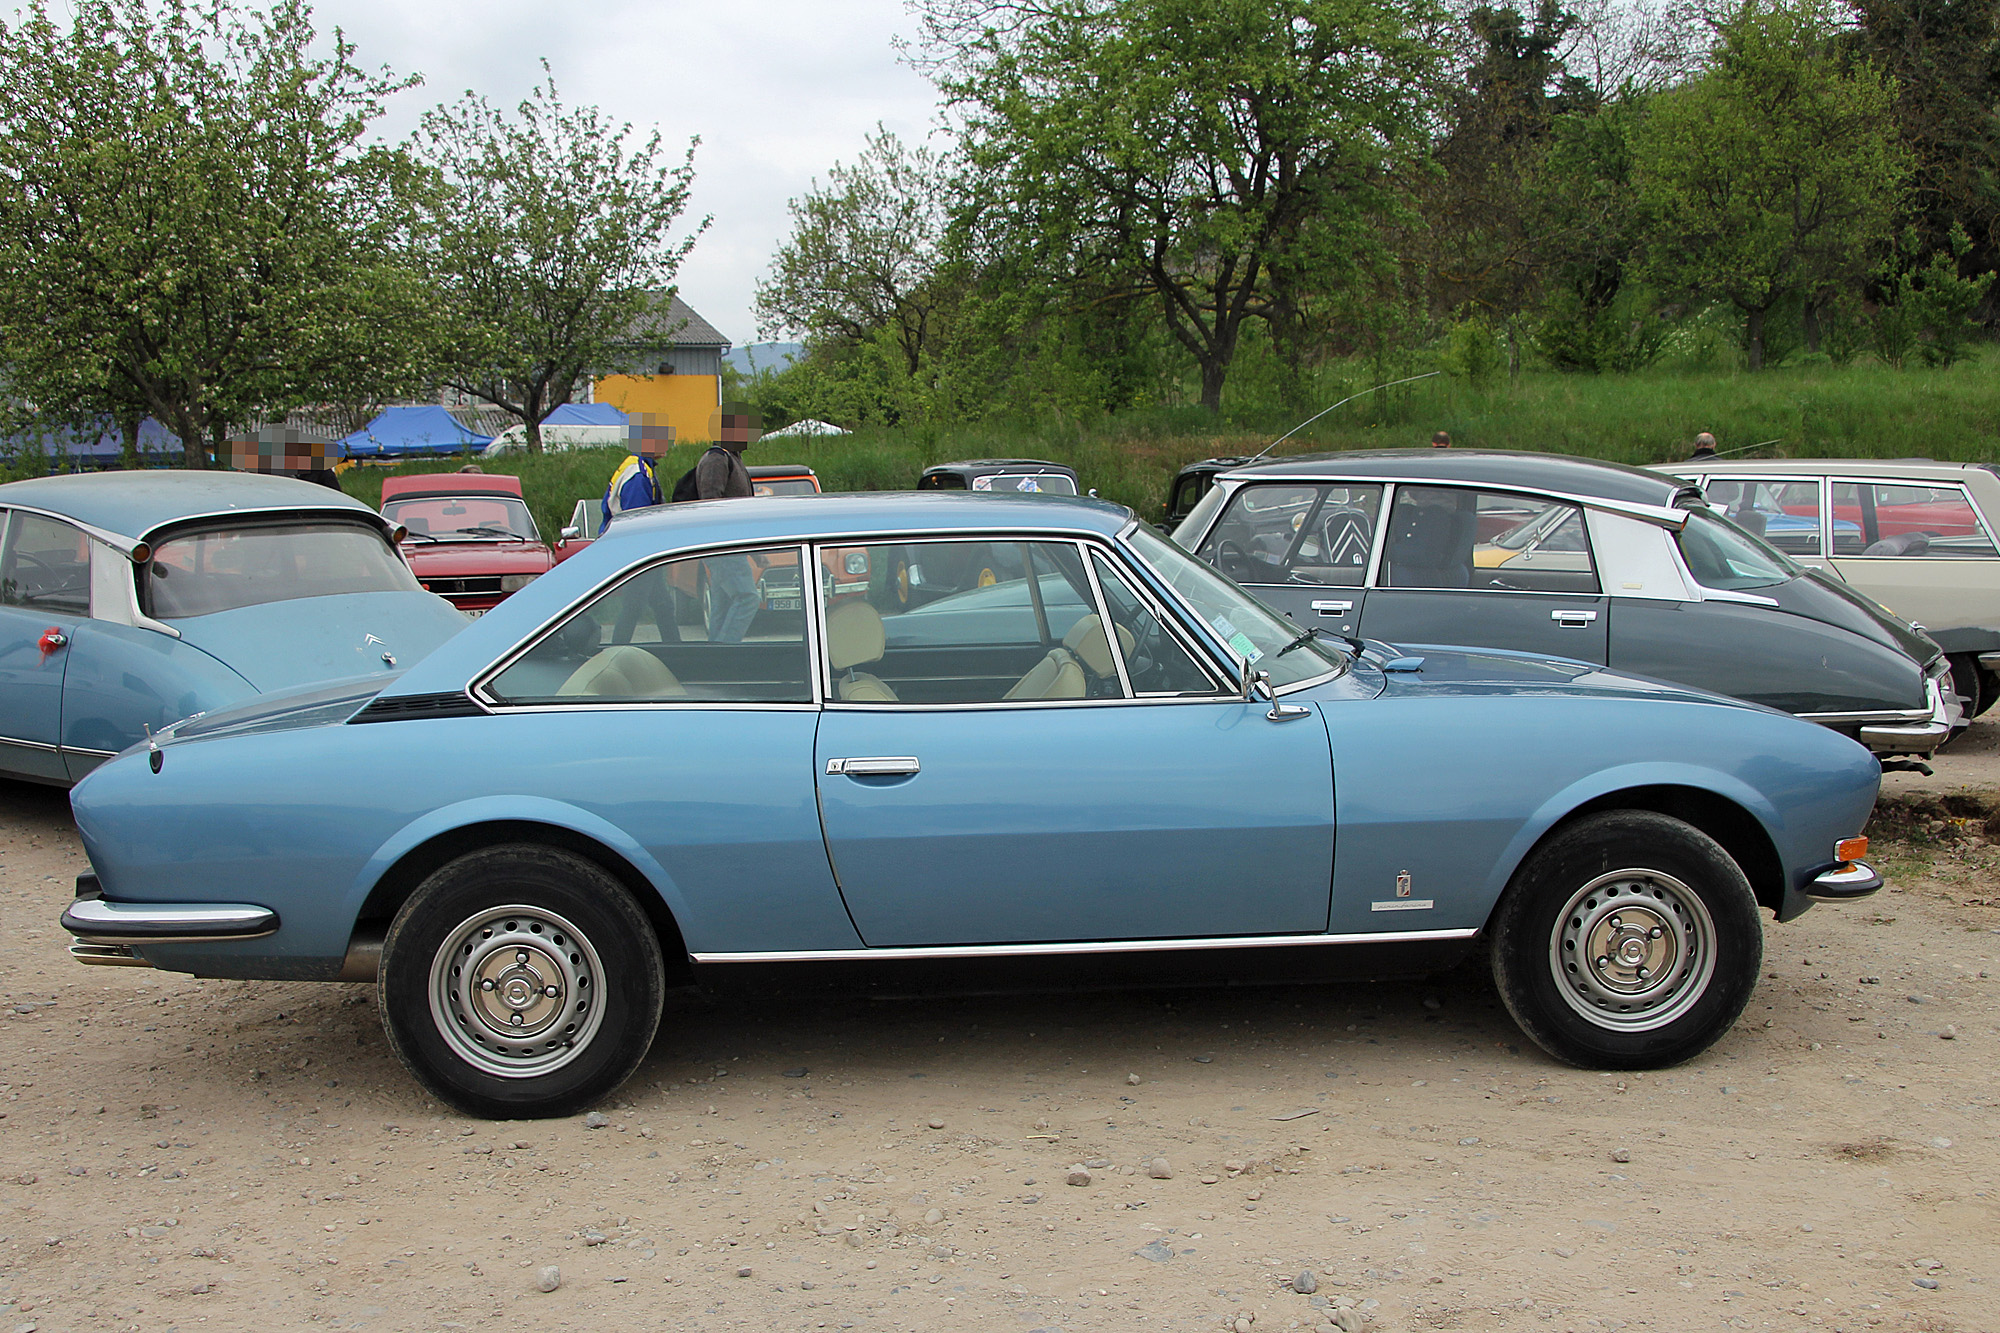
top-left (1549, 869), bottom-right (1716, 1032)
top-left (429, 905), bottom-right (605, 1078)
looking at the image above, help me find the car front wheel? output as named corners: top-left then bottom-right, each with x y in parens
top-left (1488, 810), bottom-right (1762, 1069)
top-left (379, 844), bottom-right (665, 1118)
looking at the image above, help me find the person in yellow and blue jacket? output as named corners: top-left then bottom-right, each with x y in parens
top-left (601, 423), bottom-right (671, 529)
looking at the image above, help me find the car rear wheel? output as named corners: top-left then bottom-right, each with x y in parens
top-left (379, 844), bottom-right (665, 1118)
top-left (1947, 653), bottom-right (1995, 718)
top-left (1488, 810), bottom-right (1762, 1069)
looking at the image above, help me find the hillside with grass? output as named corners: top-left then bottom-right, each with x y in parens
top-left (341, 356), bottom-right (2000, 539)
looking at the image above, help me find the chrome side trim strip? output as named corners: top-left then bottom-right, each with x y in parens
top-left (690, 927), bottom-right (1479, 964)
top-left (1798, 707), bottom-right (1931, 726)
top-left (0, 734), bottom-right (61, 754)
top-left (61, 898), bottom-right (278, 943)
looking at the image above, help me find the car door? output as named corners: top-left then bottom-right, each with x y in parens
top-left (813, 537), bottom-right (1337, 947)
top-left (1191, 481), bottom-right (1382, 639)
top-left (1357, 486), bottom-right (1610, 663)
top-left (0, 510), bottom-right (93, 782)
top-left (1694, 476), bottom-right (1832, 569)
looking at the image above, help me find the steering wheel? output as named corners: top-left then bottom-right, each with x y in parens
top-left (1215, 539), bottom-right (1254, 583)
top-left (13, 551), bottom-right (84, 605)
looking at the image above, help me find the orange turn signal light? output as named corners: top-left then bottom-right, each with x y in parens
top-left (1835, 836), bottom-right (1868, 863)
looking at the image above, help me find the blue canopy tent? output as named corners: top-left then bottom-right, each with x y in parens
top-left (543, 403), bottom-right (629, 427)
top-left (3, 417), bottom-right (188, 470)
top-left (338, 406), bottom-right (491, 460)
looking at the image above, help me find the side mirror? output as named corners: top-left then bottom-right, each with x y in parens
top-left (1243, 661), bottom-right (1310, 722)
top-left (560, 525), bottom-right (580, 541)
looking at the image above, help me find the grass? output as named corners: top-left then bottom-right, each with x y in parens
top-left (331, 355), bottom-right (2000, 540)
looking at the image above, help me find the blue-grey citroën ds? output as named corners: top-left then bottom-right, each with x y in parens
top-left (62, 492), bottom-right (1884, 1118)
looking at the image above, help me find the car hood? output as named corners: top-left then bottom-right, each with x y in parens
top-left (1339, 642), bottom-right (1769, 711)
top-left (162, 590), bottom-right (469, 693)
top-left (158, 673), bottom-right (397, 746)
top-left (1772, 570), bottom-right (1939, 665)
top-left (401, 541), bottom-right (553, 576)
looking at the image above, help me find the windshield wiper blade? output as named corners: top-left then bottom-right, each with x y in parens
top-left (442, 525), bottom-right (521, 539)
top-left (1275, 625), bottom-right (1322, 658)
top-left (396, 531), bottom-right (443, 543)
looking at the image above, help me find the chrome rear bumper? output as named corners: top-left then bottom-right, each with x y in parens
top-left (1855, 676), bottom-right (1957, 757)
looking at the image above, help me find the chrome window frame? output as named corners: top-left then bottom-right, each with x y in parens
top-left (1373, 482), bottom-right (1604, 596)
top-left (1830, 477), bottom-right (2000, 559)
top-left (813, 533), bottom-right (1222, 711)
top-left (1692, 473), bottom-right (1830, 559)
top-left (1087, 543), bottom-right (1231, 698)
top-left (472, 539), bottom-right (824, 712)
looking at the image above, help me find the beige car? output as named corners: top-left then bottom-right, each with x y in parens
top-left (1666, 459), bottom-right (2000, 716)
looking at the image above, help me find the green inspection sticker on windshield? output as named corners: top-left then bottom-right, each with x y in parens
top-left (1210, 615), bottom-right (1263, 664)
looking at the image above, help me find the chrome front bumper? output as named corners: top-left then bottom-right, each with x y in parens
top-left (63, 874), bottom-right (278, 967)
top-left (1853, 675), bottom-right (1958, 757)
top-left (1803, 860), bottom-right (1883, 902)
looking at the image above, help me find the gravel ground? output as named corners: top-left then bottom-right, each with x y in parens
top-left (1, 733), bottom-right (1996, 1333)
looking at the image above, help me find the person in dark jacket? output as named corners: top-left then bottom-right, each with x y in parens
top-left (696, 407), bottom-right (761, 643)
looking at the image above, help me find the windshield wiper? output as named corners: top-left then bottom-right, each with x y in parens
top-left (441, 525), bottom-right (522, 539)
top-left (1275, 625), bottom-right (1323, 658)
top-left (396, 530), bottom-right (443, 543)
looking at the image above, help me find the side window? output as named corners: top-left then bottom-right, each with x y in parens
top-left (1089, 552), bottom-right (1221, 696)
top-left (1833, 481), bottom-right (1997, 558)
top-left (1197, 483), bottom-right (1383, 587)
top-left (824, 539), bottom-right (1120, 704)
top-left (1384, 487), bottom-right (1598, 593)
top-left (1703, 479), bottom-right (1822, 555)
top-left (486, 545), bottom-right (812, 704)
top-left (1, 513), bottom-right (91, 616)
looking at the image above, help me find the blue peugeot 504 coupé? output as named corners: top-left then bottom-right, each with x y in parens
top-left (61, 492), bottom-right (1883, 1118)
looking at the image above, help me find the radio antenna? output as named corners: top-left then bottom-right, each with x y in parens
top-left (1245, 370), bottom-right (1444, 464)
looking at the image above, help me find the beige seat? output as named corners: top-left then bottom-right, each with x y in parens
top-left (827, 601), bottom-right (898, 702)
top-left (557, 645), bottom-right (688, 700)
top-left (1061, 614), bottom-right (1135, 682)
top-left (1003, 647), bottom-right (1085, 700)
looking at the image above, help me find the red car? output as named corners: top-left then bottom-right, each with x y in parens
top-left (380, 473), bottom-right (553, 616)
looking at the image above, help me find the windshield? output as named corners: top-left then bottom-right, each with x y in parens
top-left (752, 477), bottom-right (819, 497)
top-left (146, 522), bottom-right (424, 619)
top-left (1676, 508), bottom-right (1800, 591)
top-left (1126, 524), bottom-right (1345, 687)
top-left (384, 495), bottom-right (541, 542)
top-left (971, 473), bottom-right (1078, 495)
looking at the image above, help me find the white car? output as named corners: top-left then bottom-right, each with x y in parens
top-left (1666, 459), bottom-right (2000, 717)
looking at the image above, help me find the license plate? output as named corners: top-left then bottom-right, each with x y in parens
top-left (769, 598), bottom-right (802, 611)
top-left (464, 608), bottom-right (484, 618)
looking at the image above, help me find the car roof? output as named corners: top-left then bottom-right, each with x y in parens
top-left (923, 459), bottom-right (1079, 475)
top-left (381, 473), bottom-right (526, 501)
top-left (0, 469), bottom-right (386, 546)
top-left (1227, 449), bottom-right (1698, 507)
top-left (1665, 458), bottom-right (2000, 481)
top-left (594, 490), bottom-right (1132, 557)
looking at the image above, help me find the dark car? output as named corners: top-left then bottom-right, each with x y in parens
top-left (1172, 449), bottom-right (1958, 759)
top-left (747, 464), bottom-right (821, 497)
top-left (1164, 455), bottom-right (1256, 526)
top-left (917, 459), bottom-right (1081, 496)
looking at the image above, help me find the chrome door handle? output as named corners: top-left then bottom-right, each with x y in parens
top-left (825, 756), bottom-right (921, 776)
top-left (1550, 610), bottom-right (1599, 626)
top-left (1310, 600), bottom-right (1354, 615)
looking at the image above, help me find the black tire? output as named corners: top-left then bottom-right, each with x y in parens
top-left (378, 844), bottom-right (665, 1119)
top-left (1947, 653), bottom-right (1993, 719)
top-left (1488, 810), bottom-right (1763, 1070)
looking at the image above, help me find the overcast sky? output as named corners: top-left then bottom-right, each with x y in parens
top-left (325, 0), bottom-right (945, 346)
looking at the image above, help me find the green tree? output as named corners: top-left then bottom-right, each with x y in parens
top-left (1851, 0), bottom-right (2000, 280)
top-left (1633, 0), bottom-right (1909, 369)
top-left (925, 0), bottom-right (1446, 413)
top-left (755, 128), bottom-right (952, 378)
top-left (0, 0), bottom-right (437, 465)
top-left (1874, 223), bottom-right (1996, 366)
top-left (415, 70), bottom-right (706, 453)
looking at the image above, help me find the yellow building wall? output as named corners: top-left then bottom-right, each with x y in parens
top-left (594, 374), bottom-right (722, 444)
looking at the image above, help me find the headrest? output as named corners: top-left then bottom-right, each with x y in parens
top-left (1062, 614), bottom-right (1135, 677)
top-left (827, 600), bottom-right (886, 671)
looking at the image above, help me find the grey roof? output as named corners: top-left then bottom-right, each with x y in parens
top-left (621, 293), bottom-right (731, 349)
top-left (1229, 449), bottom-right (1701, 508)
top-left (0, 470), bottom-right (383, 546)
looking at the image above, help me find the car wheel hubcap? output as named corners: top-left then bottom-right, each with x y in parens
top-left (430, 905), bottom-right (605, 1078)
top-left (1550, 869), bottom-right (1715, 1032)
